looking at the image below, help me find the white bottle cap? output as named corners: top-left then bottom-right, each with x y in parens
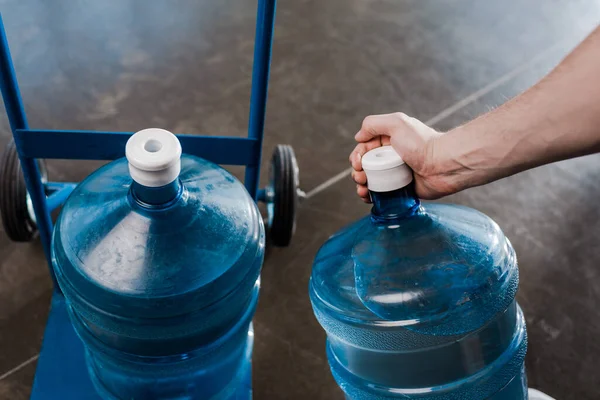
top-left (362, 146), bottom-right (413, 192)
top-left (125, 128), bottom-right (182, 187)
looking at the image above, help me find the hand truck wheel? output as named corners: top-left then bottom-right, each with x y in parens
top-left (0, 139), bottom-right (48, 242)
top-left (266, 145), bottom-right (299, 247)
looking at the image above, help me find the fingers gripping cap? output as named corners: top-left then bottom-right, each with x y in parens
top-left (362, 146), bottom-right (413, 192)
top-left (126, 128), bottom-right (182, 187)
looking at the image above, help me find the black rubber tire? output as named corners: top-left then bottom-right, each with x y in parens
top-left (0, 139), bottom-right (47, 242)
top-left (268, 145), bottom-right (298, 247)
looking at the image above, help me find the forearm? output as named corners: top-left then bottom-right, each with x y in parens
top-left (436, 25), bottom-right (600, 191)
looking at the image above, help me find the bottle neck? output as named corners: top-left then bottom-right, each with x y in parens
top-left (131, 179), bottom-right (182, 206)
top-left (370, 184), bottom-right (420, 221)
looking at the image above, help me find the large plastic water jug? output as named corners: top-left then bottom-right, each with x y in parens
top-left (309, 146), bottom-right (527, 399)
top-left (52, 129), bottom-right (265, 399)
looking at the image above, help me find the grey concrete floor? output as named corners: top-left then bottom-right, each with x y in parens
top-left (0, 0), bottom-right (599, 399)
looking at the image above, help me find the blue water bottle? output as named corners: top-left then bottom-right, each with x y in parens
top-left (309, 146), bottom-right (528, 399)
top-left (52, 129), bottom-right (264, 399)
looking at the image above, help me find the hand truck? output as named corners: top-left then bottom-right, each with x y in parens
top-left (0, 1), bottom-right (299, 398)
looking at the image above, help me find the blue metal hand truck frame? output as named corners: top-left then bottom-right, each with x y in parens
top-left (0, 1), bottom-right (299, 398)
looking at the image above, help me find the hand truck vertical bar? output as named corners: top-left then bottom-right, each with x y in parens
top-left (245, 0), bottom-right (277, 200)
top-left (0, 16), bottom-right (58, 287)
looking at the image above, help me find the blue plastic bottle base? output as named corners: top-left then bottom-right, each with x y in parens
top-left (326, 306), bottom-right (527, 400)
top-left (330, 352), bottom-right (527, 400)
top-left (30, 293), bottom-right (254, 400)
top-left (333, 364), bottom-right (527, 400)
top-left (88, 324), bottom-right (254, 400)
top-left (339, 379), bottom-right (528, 400)
top-left (87, 325), bottom-right (255, 400)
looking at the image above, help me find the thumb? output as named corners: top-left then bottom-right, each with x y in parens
top-left (354, 113), bottom-right (404, 143)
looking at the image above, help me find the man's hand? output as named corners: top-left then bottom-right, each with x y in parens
top-left (350, 113), bottom-right (457, 202)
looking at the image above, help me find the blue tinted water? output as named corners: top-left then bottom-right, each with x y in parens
top-left (310, 185), bottom-right (527, 399)
top-left (52, 156), bottom-right (265, 399)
